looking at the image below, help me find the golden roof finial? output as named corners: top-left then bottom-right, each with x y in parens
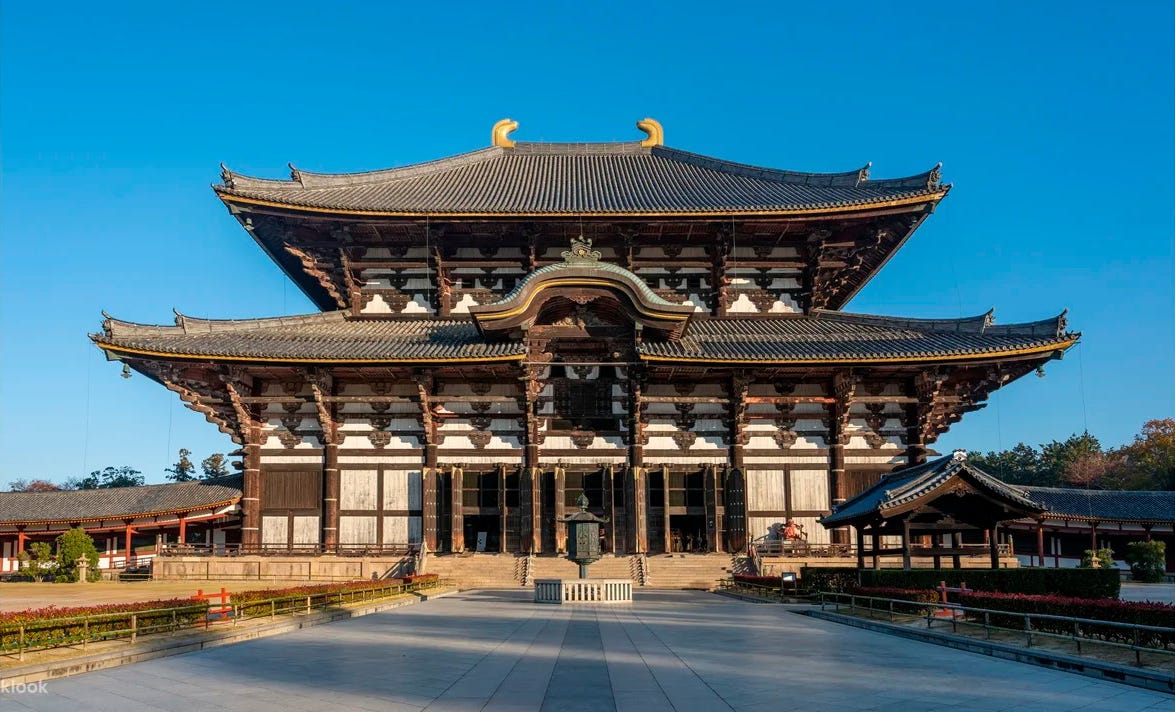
top-left (637, 118), bottom-right (664, 147)
top-left (491, 118), bottom-right (518, 148)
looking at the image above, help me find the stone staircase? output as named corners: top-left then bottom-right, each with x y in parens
top-left (643, 553), bottom-right (744, 589)
top-left (529, 554), bottom-right (637, 582)
top-left (424, 552), bottom-right (747, 590)
top-left (423, 553), bottom-right (524, 589)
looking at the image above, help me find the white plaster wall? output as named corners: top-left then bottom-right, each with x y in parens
top-left (340, 470), bottom-right (378, 510)
top-left (339, 516), bottom-right (377, 545)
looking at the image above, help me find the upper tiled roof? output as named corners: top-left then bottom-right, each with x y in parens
top-left (0, 476), bottom-right (242, 525)
top-left (820, 454), bottom-right (1043, 526)
top-left (216, 142), bottom-right (948, 216)
top-left (92, 311), bottom-right (526, 363)
top-left (639, 309), bottom-right (1076, 363)
top-left (1022, 487), bottom-right (1175, 524)
top-left (92, 308), bottom-right (1075, 366)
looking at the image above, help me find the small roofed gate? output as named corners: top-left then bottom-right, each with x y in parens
top-left (724, 467), bottom-right (746, 553)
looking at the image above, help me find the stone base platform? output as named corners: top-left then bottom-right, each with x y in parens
top-left (534, 578), bottom-right (632, 604)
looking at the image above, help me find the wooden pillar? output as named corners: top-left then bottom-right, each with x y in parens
top-left (178, 515), bottom-right (187, 545)
top-left (422, 446), bottom-right (438, 552)
top-left (871, 529), bottom-right (881, 570)
top-left (989, 525), bottom-right (1000, 569)
top-left (856, 527), bottom-right (866, 570)
top-left (901, 518), bottom-right (912, 570)
top-left (627, 367), bottom-right (647, 554)
top-left (905, 400), bottom-right (927, 465)
top-left (528, 467), bottom-right (542, 554)
top-left (704, 465), bottom-right (721, 553)
top-left (499, 465), bottom-right (508, 554)
top-left (662, 465), bottom-right (672, 554)
top-left (323, 439), bottom-right (339, 552)
top-left (603, 465), bottom-right (616, 554)
top-left (241, 440), bottom-right (262, 549)
top-left (1090, 523), bottom-right (1098, 551)
top-left (951, 531), bottom-right (962, 569)
top-left (932, 533), bottom-right (942, 569)
top-left (829, 372), bottom-right (855, 546)
top-left (554, 466), bottom-right (566, 553)
top-left (1036, 520), bottom-right (1046, 567)
top-left (523, 369), bottom-right (542, 554)
top-left (124, 523), bottom-right (134, 567)
top-left (450, 466), bottom-right (464, 552)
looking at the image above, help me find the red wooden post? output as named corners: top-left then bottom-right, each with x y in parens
top-left (124, 523), bottom-right (134, 567)
top-left (178, 514), bottom-right (187, 545)
top-left (1036, 520), bottom-right (1045, 567)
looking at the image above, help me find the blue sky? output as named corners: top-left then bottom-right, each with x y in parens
top-left (1, 2), bottom-right (1172, 485)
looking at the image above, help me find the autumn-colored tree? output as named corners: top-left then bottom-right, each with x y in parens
top-left (7, 478), bottom-right (63, 492)
top-left (1119, 418), bottom-right (1175, 490)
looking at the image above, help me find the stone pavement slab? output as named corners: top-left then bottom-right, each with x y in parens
top-left (4, 590), bottom-right (1170, 711)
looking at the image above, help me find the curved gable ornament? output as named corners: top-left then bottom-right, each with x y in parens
top-left (469, 237), bottom-right (694, 340)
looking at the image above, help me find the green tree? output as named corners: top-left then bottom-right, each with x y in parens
top-left (56, 528), bottom-right (100, 582)
top-left (1124, 541), bottom-right (1167, 582)
top-left (200, 453), bottom-right (230, 479)
top-left (69, 466), bottom-right (145, 489)
top-left (16, 542), bottom-right (56, 582)
top-left (969, 443), bottom-right (1044, 485)
top-left (165, 448), bottom-right (197, 482)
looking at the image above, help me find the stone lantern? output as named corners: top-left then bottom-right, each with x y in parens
top-left (565, 493), bottom-right (608, 579)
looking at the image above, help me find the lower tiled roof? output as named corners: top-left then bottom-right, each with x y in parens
top-left (0, 476), bottom-right (242, 525)
top-left (93, 312), bottom-right (526, 363)
top-left (93, 309), bottom-right (1075, 365)
top-left (640, 310), bottom-right (1075, 363)
top-left (820, 455), bottom-right (1043, 526)
top-left (1022, 487), bottom-right (1175, 524)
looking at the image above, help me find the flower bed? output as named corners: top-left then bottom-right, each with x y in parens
top-left (958, 590), bottom-right (1175, 648)
top-left (0, 598), bottom-right (208, 652)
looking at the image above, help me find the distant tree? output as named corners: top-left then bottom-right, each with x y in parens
top-left (1062, 449), bottom-right (1127, 489)
top-left (7, 478), bottom-right (62, 492)
top-left (1041, 432), bottom-right (1103, 485)
top-left (969, 443), bottom-right (1045, 485)
top-left (165, 448), bottom-right (197, 482)
top-left (70, 466), bottom-right (145, 489)
top-left (1120, 419), bottom-right (1175, 490)
top-left (200, 453), bottom-right (230, 479)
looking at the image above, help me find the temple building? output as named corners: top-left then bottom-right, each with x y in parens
top-left (90, 119), bottom-right (1078, 559)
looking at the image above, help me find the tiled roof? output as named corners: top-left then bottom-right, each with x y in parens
top-left (92, 311), bottom-right (526, 363)
top-left (1022, 487), bottom-right (1175, 524)
top-left (0, 476), bottom-right (242, 525)
top-left (92, 309), bottom-right (1075, 365)
top-left (820, 455), bottom-right (1043, 527)
top-left (216, 142), bottom-right (947, 215)
top-left (639, 309), bottom-right (1076, 363)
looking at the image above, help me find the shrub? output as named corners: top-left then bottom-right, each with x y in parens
top-left (800, 567), bottom-right (858, 593)
top-left (229, 578), bottom-right (441, 616)
top-left (16, 542), bottom-right (56, 582)
top-left (1081, 547), bottom-right (1116, 570)
top-left (958, 590), bottom-right (1175, 649)
top-left (56, 528), bottom-right (100, 582)
top-left (857, 568), bottom-right (1119, 599)
top-left (1124, 541), bottom-right (1167, 583)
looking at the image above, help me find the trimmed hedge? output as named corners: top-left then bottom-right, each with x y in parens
top-left (800, 567), bottom-right (858, 593)
top-left (0, 598), bottom-right (208, 651)
top-left (958, 590), bottom-right (1175, 649)
top-left (231, 577), bottom-right (438, 615)
top-left (859, 568), bottom-right (1120, 599)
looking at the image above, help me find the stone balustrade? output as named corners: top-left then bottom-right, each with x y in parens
top-left (534, 578), bottom-right (632, 604)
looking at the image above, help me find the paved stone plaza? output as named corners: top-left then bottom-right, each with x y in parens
top-left (3, 591), bottom-right (1169, 711)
